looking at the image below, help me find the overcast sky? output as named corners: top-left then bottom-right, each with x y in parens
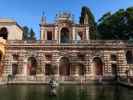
top-left (0, 0), bottom-right (133, 39)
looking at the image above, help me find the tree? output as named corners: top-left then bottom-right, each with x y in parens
top-left (22, 26), bottom-right (29, 40)
top-left (29, 29), bottom-right (36, 40)
top-left (22, 26), bottom-right (36, 40)
top-left (97, 7), bottom-right (133, 40)
top-left (79, 6), bottom-right (97, 39)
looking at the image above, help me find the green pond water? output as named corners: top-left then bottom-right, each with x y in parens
top-left (0, 84), bottom-right (133, 100)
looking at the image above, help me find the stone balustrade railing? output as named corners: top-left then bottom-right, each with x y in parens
top-left (6, 40), bottom-right (133, 46)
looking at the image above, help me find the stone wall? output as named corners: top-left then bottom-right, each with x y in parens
top-left (1, 41), bottom-right (132, 83)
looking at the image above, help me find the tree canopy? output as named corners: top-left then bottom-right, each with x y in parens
top-left (79, 6), bottom-right (97, 39)
top-left (22, 26), bottom-right (36, 40)
top-left (97, 7), bottom-right (133, 40)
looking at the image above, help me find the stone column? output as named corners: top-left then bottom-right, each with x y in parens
top-left (23, 59), bottom-right (28, 77)
top-left (72, 27), bottom-right (76, 41)
top-left (86, 26), bottom-right (89, 40)
top-left (55, 26), bottom-right (58, 41)
top-left (71, 64), bottom-right (79, 77)
top-left (44, 30), bottom-right (47, 40)
top-left (58, 28), bottom-right (61, 44)
top-left (40, 28), bottom-right (44, 40)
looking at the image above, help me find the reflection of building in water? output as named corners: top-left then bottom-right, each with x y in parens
top-left (0, 12), bottom-right (133, 83)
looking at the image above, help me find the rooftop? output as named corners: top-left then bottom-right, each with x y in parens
top-left (0, 18), bottom-right (16, 23)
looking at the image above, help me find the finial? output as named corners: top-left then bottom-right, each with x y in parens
top-left (42, 11), bottom-right (45, 17)
top-left (72, 14), bottom-right (75, 22)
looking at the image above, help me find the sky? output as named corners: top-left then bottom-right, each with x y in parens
top-left (0, 0), bottom-right (133, 39)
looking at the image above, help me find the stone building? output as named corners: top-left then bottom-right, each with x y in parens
top-left (0, 12), bottom-right (133, 84)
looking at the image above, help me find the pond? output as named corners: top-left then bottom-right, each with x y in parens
top-left (0, 84), bottom-right (133, 100)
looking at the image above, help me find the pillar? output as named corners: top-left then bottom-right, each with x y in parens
top-left (45, 30), bottom-right (47, 40)
top-left (86, 26), bottom-right (89, 40)
top-left (71, 63), bottom-right (79, 77)
top-left (55, 26), bottom-right (58, 40)
top-left (40, 28), bottom-right (44, 40)
top-left (72, 27), bottom-right (76, 41)
top-left (58, 29), bottom-right (60, 44)
top-left (23, 59), bottom-right (27, 76)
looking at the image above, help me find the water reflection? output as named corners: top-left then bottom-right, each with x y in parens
top-left (0, 85), bottom-right (132, 100)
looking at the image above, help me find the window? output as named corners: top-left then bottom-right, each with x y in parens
top-left (47, 31), bottom-right (52, 40)
top-left (78, 54), bottom-right (85, 60)
top-left (45, 54), bottom-right (52, 60)
top-left (0, 27), bottom-right (8, 40)
top-left (13, 54), bottom-right (19, 61)
top-left (111, 54), bottom-right (117, 61)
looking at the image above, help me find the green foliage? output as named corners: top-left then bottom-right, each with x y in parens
top-left (22, 26), bottom-right (36, 40)
top-left (29, 29), bottom-right (36, 40)
top-left (79, 6), bottom-right (97, 39)
top-left (97, 7), bottom-right (133, 40)
top-left (22, 26), bottom-right (29, 40)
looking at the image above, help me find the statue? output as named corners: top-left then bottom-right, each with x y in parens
top-left (48, 78), bottom-right (59, 96)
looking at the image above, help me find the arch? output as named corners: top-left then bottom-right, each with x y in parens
top-left (126, 51), bottom-right (133, 64)
top-left (93, 57), bottom-right (103, 75)
top-left (27, 57), bottom-right (37, 75)
top-left (60, 28), bottom-right (70, 43)
top-left (12, 63), bottom-right (18, 75)
top-left (59, 57), bottom-right (70, 76)
top-left (0, 27), bottom-right (8, 40)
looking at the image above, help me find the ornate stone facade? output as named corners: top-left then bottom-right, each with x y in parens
top-left (0, 12), bottom-right (133, 84)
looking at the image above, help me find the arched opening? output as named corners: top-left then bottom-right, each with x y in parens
top-left (79, 64), bottom-right (85, 76)
top-left (60, 28), bottom-right (69, 43)
top-left (77, 32), bottom-right (83, 41)
top-left (0, 27), bottom-right (8, 40)
top-left (27, 57), bottom-right (37, 75)
top-left (93, 57), bottom-right (103, 75)
top-left (59, 57), bottom-right (70, 76)
top-left (12, 64), bottom-right (18, 76)
top-left (126, 51), bottom-right (133, 64)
